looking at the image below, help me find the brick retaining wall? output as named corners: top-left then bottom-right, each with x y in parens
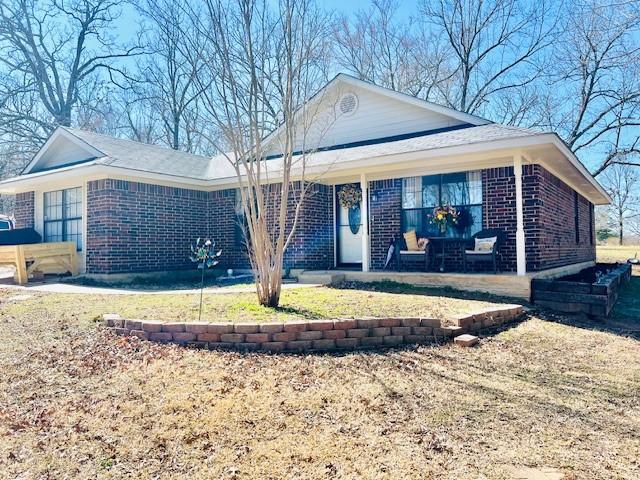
top-left (103, 305), bottom-right (524, 353)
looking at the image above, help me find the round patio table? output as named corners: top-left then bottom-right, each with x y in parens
top-left (428, 237), bottom-right (468, 272)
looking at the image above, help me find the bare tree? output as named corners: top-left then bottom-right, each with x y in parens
top-left (187, 0), bottom-right (331, 307)
top-left (111, 89), bottom-right (160, 144)
top-left (137, 0), bottom-right (207, 151)
top-left (419, 0), bottom-right (556, 115)
top-left (601, 163), bottom-right (640, 245)
top-left (0, 0), bottom-right (142, 159)
top-left (628, 215), bottom-right (640, 243)
top-left (541, 0), bottom-right (640, 176)
top-left (333, 0), bottom-right (445, 99)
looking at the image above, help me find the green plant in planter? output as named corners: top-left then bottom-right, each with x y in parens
top-left (189, 238), bottom-right (222, 321)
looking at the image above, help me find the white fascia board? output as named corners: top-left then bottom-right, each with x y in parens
top-left (0, 162), bottom-right (103, 193)
top-left (0, 164), bottom-right (212, 193)
top-left (98, 166), bottom-right (212, 188)
top-left (22, 127), bottom-right (106, 174)
top-left (549, 134), bottom-right (611, 204)
top-left (3, 131), bottom-right (611, 206)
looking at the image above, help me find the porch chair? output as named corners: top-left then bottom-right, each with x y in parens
top-left (461, 228), bottom-right (505, 274)
top-left (394, 230), bottom-right (431, 271)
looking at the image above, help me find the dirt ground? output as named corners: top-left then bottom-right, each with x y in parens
top-left (0, 265), bottom-right (638, 479)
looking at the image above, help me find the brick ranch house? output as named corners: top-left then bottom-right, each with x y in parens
top-left (0, 74), bottom-right (610, 298)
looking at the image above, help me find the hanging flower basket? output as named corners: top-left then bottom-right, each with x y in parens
top-left (338, 184), bottom-right (362, 210)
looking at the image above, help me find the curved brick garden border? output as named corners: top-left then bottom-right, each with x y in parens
top-left (102, 304), bottom-right (524, 353)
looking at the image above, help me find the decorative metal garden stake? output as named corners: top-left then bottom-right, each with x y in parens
top-left (189, 238), bottom-right (222, 321)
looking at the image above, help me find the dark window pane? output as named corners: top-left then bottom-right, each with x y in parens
top-left (401, 171), bottom-right (483, 240)
top-left (421, 175), bottom-right (439, 207)
top-left (441, 172), bottom-right (467, 205)
top-left (44, 187), bottom-right (83, 251)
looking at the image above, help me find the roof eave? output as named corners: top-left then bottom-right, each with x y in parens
top-left (547, 134), bottom-right (611, 204)
top-left (21, 126), bottom-right (106, 175)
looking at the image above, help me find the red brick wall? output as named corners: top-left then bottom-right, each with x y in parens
top-left (14, 191), bottom-right (34, 228)
top-left (86, 180), bottom-right (219, 273)
top-left (284, 183), bottom-right (334, 270)
top-left (260, 182), bottom-right (333, 271)
top-left (370, 179), bottom-right (402, 270)
top-left (85, 179), bottom-right (332, 274)
top-left (483, 165), bottom-right (595, 272)
top-left (528, 166), bottom-right (595, 270)
top-left (482, 166), bottom-right (542, 272)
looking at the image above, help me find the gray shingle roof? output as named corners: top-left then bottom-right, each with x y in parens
top-left (300, 123), bottom-right (544, 167)
top-left (63, 127), bottom-right (213, 180)
top-left (60, 123), bottom-right (544, 181)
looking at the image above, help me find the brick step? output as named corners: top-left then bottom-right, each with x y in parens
top-left (454, 334), bottom-right (479, 347)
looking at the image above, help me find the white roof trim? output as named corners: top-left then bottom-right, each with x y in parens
top-left (2, 126), bottom-right (609, 205)
top-left (549, 134), bottom-right (611, 203)
top-left (22, 126), bottom-right (106, 174)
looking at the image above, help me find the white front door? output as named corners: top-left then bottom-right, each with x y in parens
top-left (336, 185), bottom-right (362, 265)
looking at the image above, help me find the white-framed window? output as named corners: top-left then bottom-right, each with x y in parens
top-left (43, 187), bottom-right (83, 251)
top-left (401, 171), bottom-right (483, 238)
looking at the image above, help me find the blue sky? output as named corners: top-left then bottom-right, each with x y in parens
top-left (108, 0), bottom-right (614, 171)
top-left (116, 0), bottom-right (415, 41)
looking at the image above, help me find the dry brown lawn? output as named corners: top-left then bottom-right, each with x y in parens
top-left (0, 283), bottom-right (507, 323)
top-left (597, 244), bottom-right (640, 263)
top-left (0, 281), bottom-right (639, 479)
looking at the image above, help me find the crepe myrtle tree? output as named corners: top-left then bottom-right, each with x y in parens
top-left (189, 238), bottom-right (222, 321)
top-left (186, 0), bottom-right (332, 308)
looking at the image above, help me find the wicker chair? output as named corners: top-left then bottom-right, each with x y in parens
top-left (462, 229), bottom-right (505, 274)
top-left (394, 233), bottom-right (431, 271)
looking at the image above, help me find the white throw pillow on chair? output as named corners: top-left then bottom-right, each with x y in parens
top-left (474, 236), bottom-right (497, 252)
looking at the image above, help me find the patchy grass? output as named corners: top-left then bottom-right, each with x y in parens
top-left (0, 283), bottom-right (638, 479)
top-left (597, 244), bottom-right (640, 263)
top-left (0, 284), bottom-right (509, 323)
top-left (610, 272), bottom-right (640, 323)
top-left (595, 245), bottom-right (640, 322)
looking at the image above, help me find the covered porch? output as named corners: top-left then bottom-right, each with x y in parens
top-left (332, 153), bottom-right (531, 277)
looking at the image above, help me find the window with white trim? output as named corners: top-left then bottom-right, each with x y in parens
top-left (44, 187), bottom-right (83, 251)
top-left (401, 171), bottom-right (483, 237)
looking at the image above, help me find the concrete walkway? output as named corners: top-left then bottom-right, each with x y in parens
top-left (0, 268), bottom-right (320, 295)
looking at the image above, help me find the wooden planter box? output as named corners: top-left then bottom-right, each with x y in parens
top-left (532, 263), bottom-right (632, 317)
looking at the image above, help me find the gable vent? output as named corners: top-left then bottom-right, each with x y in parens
top-left (337, 92), bottom-right (358, 116)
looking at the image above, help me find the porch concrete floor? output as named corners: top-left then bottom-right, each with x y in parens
top-left (297, 261), bottom-right (596, 301)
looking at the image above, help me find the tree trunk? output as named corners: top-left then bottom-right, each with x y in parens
top-left (255, 269), bottom-right (282, 307)
top-left (172, 115), bottom-right (180, 150)
top-left (619, 213), bottom-right (624, 246)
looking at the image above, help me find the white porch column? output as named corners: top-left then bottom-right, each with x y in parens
top-left (513, 155), bottom-right (526, 276)
top-left (360, 173), bottom-right (370, 272)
